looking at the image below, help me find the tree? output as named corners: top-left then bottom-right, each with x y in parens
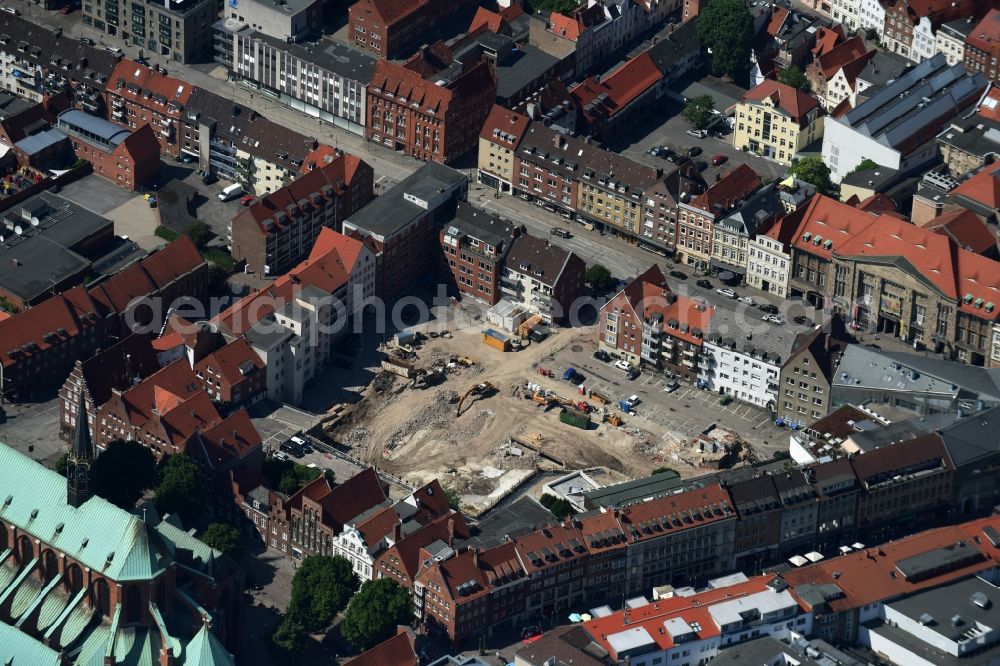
top-left (262, 456), bottom-right (322, 495)
top-left (539, 493), bottom-right (576, 519)
top-left (54, 452), bottom-right (70, 477)
top-left (155, 454), bottom-right (205, 523)
top-left (777, 65), bottom-right (808, 91)
top-left (288, 555), bottom-right (359, 633)
top-left (271, 609), bottom-right (307, 655)
top-left (182, 220), bottom-right (211, 248)
top-left (847, 158), bottom-right (879, 175)
top-left (586, 264), bottom-right (614, 292)
top-left (534, 0), bottom-right (579, 14)
top-left (788, 157), bottom-right (835, 195)
top-left (341, 579), bottom-right (412, 651)
top-left (93, 439), bottom-right (158, 510)
top-left (200, 523), bottom-right (243, 559)
top-left (697, 0), bottom-right (754, 84)
top-left (444, 486), bottom-right (461, 511)
top-left (651, 467), bottom-right (675, 476)
top-left (682, 95), bottom-right (715, 130)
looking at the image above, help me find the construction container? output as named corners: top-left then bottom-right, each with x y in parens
top-left (589, 390), bottom-right (610, 405)
top-left (482, 328), bottom-right (511, 352)
top-left (559, 407), bottom-right (590, 429)
top-left (394, 331), bottom-right (417, 347)
top-left (381, 357), bottom-right (416, 378)
top-left (518, 314), bottom-right (543, 338)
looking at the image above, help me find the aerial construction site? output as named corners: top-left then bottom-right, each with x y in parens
top-left (324, 321), bottom-right (740, 515)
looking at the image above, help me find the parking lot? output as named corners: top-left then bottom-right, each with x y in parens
top-left (149, 161), bottom-right (249, 247)
top-left (547, 337), bottom-right (792, 461)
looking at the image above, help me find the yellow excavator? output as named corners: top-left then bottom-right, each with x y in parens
top-left (456, 381), bottom-right (496, 416)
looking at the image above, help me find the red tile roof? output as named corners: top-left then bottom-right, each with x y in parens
top-left (0, 285), bottom-right (101, 368)
top-left (577, 510), bottom-right (627, 554)
top-left (118, 124), bottom-right (161, 163)
top-left (925, 209), bottom-right (997, 255)
top-left (689, 164), bottom-right (763, 216)
top-left (788, 194), bottom-right (878, 260)
top-left (385, 512), bottom-right (468, 581)
top-left (346, 631), bottom-right (417, 666)
top-left (571, 52), bottom-right (663, 123)
top-left (468, 4), bottom-right (523, 34)
top-left (951, 163), bottom-right (1000, 210)
top-left (648, 293), bottom-right (715, 346)
top-left (783, 515), bottom-right (1000, 612)
top-left (199, 408), bottom-right (262, 468)
top-left (856, 192), bottom-right (896, 213)
top-left (370, 59), bottom-right (452, 115)
top-left (307, 228), bottom-right (368, 275)
top-left (194, 338), bottom-right (264, 388)
top-left (766, 6), bottom-right (790, 37)
top-left (618, 483), bottom-right (734, 543)
top-left (89, 236), bottom-right (204, 314)
top-left (978, 87), bottom-right (1000, 122)
top-left (320, 467), bottom-right (389, 530)
top-left (740, 80), bottom-right (820, 123)
top-left (969, 9), bottom-right (1000, 51)
top-left (955, 249), bottom-right (1000, 317)
top-left (107, 61), bottom-right (192, 119)
top-left (512, 523), bottom-right (587, 576)
top-left (479, 104), bottom-right (530, 149)
top-left (815, 36), bottom-right (871, 80)
top-left (811, 25), bottom-right (846, 56)
top-left (119, 358), bottom-right (202, 426)
top-left (142, 236), bottom-right (203, 289)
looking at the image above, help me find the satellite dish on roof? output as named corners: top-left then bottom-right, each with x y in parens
top-left (14, 225), bottom-right (22, 235)
top-left (30, 217), bottom-right (38, 227)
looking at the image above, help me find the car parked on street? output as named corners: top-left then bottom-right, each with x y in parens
top-left (669, 270), bottom-right (687, 280)
top-left (625, 394), bottom-right (641, 408)
top-left (696, 278), bottom-right (713, 289)
top-left (664, 380), bottom-right (680, 393)
top-left (593, 349), bottom-right (611, 362)
top-left (758, 303), bottom-right (779, 315)
top-left (687, 146), bottom-right (703, 157)
top-left (737, 295), bottom-right (756, 306)
top-left (686, 129), bottom-right (707, 138)
top-left (762, 314), bottom-right (784, 324)
top-left (712, 154), bottom-right (728, 166)
top-left (716, 287), bottom-right (737, 299)
top-left (550, 227), bottom-right (572, 239)
top-left (625, 368), bottom-right (640, 381)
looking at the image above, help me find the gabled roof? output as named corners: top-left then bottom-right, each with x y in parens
top-left (787, 194), bottom-right (878, 259)
top-left (571, 52), bottom-right (663, 124)
top-left (814, 36), bottom-right (871, 80)
top-left (199, 409), bottom-right (262, 469)
top-left (925, 209), bottom-right (996, 255)
top-left (194, 338), bottom-right (264, 389)
top-left (319, 467), bottom-right (389, 530)
top-left (688, 164), bottom-right (762, 217)
top-left (118, 358), bottom-right (202, 426)
top-left (0, 285), bottom-right (101, 369)
top-left (505, 233), bottom-right (579, 288)
top-left (740, 80), bottom-right (820, 122)
top-left (479, 104), bottom-right (530, 149)
top-left (954, 249), bottom-right (1000, 317)
top-left (74, 333), bottom-right (160, 406)
top-left (951, 163), bottom-right (1000, 211)
top-left (346, 631), bottom-right (416, 666)
top-left (107, 61), bottom-right (192, 119)
top-left (307, 227), bottom-right (367, 274)
top-left (968, 9), bottom-right (1000, 52)
top-left (181, 623), bottom-right (236, 666)
top-left (811, 25), bottom-right (845, 57)
top-left (0, 443), bottom-right (166, 581)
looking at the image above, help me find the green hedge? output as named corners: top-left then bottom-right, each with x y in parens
top-left (201, 247), bottom-right (235, 273)
top-left (154, 225), bottom-right (180, 241)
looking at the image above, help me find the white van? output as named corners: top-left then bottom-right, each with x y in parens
top-left (218, 183), bottom-right (244, 201)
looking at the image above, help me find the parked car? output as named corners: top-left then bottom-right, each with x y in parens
top-left (81, 37), bottom-right (95, 45)
top-left (593, 349), bottom-right (611, 362)
top-left (686, 129), bottom-right (707, 138)
top-left (737, 295), bottom-right (756, 306)
top-left (716, 287), bottom-right (737, 299)
top-left (0, 6), bottom-right (19, 14)
top-left (663, 380), bottom-right (680, 393)
top-left (201, 172), bottom-right (218, 185)
top-left (793, 316), bottom-right (814, 326)
top-left (712, 154), bottom-right (728, 166)
top-left (669, 270), bottom-right (688, 280)
top-left (239, 194), bottom-right (255, 206)
top-left (673, 155), bottom-right (693, 167)
top-left (696, 278), bottom-right (713, 289)
top-left (550, 227), bottom-right (572, 239)
top-left (273, 451), bottom-right (290, 462)
top-left (758, 303), bottom-right (779, 315)
top-left (625, 368), bottom-right (640, 381)
top-left (614, 360), bottom-right (632, 372)
top-left (687, 146), bottom-right (703, 157)
top-left (625, 394), bottom-right (641, 408)
top-left (762, 314), bottom-right (784, 324)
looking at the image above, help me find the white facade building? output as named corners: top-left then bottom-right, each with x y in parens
top-left (747, 232), bottom-right (792, 298)
top-left (858, 0), bottom-right (886, 38)
top-left (911, 16), bottom-right (938, 63)
top-left (830, 0), bottom-right (862, 31)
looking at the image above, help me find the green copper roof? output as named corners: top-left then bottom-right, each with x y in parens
top-left (0, 620), bottom-right (62, 666)
top-left (154, 518), bottom-right (221, 577)
top-left (180, 624), bottom-right (235, 666)
top-left (0, 444), bottom-right (166, 582)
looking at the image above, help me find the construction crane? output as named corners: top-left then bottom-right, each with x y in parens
top-left (456, 381), bottom-right (496, 416)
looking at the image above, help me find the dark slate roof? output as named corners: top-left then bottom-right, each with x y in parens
top-left (646, 17), bottom-right (701, 76)
top-left (464, 495), bottom-right (554, 548)
top-left (877, 350), bottom-right (1000, 402)
top-left (505, 233), bottom-right (577, 288)
top-left (445, 201), bottom-right (516, 252)
top-left (581, 469), bottom-right (684, 508)
top-left (937, 406), bottom-right (1000, 468)
top-left (856, 51), bottom-right (912, 90)
top-left (0, 14), bottom-right (120, 83)
top-left (717, 183), bottom-right (784, 235)
top-left (241, 30), bottom-right (376, 84)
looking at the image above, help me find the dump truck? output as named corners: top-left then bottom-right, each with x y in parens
top-left (559, 406), bottom-right (590, 429)
top-left (482, 328), bottom-right (511, 352)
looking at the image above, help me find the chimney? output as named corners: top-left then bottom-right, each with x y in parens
top-left (447, 516), bottom-right (455, 546)
top-left (393, 520), bottom-right (402, 543)
top-left (472, 547), bottom-right (479, 568)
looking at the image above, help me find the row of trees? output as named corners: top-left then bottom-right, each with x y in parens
top-left (271, 555), bottom-right (413, 656)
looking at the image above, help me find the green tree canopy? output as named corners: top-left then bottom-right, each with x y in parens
top-left (200, 523), bottom-right (243, 559)
top-left (289, 555), bottom-right (359, 633)
top-left (585, 264), bottom-right (614, 291)
top-left (341, 579), bottom-right (413, 651)
top-left (777, 65), bottom-right (808, 91)
top-left (155, 454), bottom-right (205, 523)
top-left (534, 0), bottom-right (579, 14)
top-left (697, 0), bottom-right (754, 84)
top-left (93, 439), bottom-right (158, 509)
top-left (444, 486), bottom-right (461, 511)
top-left (271, 609), bottom-right (307, 655)
top-left (847, 158), bottom-right (879, 175)
top-left (262, 456), bottom-right (322, 495)
top-left (788, 157), bottom-right (835, 195)
top-left (651, 467), bottom-right (675, 476)
top-left (539, 493), bottom-right (576, 519)
top-left (682, 95), bottom-right (716, 130)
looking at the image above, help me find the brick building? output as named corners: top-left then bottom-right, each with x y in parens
top-left (57, 110), bottom-right (160, 191)
top-left (347, 0), bottom-right (481, 59)
top-left (439, 202), bottom-right (519, 306)
top-left (104, 61), bottom-right (192, 159)
top-left (367, 59), bottom-right (495, 164)
top-left (965, 9), bottom-right (1000, 84)
top-left (477, 105), bottom-right (530, 194)
top-left (343, 162), bottom-right (467, 300)
top-left (229, 152), bottom-right (374, 276)
top-left (676, 165), bottom-right (762, 270)
top-left (569, 51), bottom-right (664, 141)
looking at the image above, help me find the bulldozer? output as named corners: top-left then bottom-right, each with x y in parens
top-left (604, 413), bottom-right (624, 427)
top-left (456, 381), bottom-right (496, 416)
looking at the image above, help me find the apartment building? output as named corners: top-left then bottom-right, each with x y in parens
top-left (599, 265), bottom-right (714, 379)
top-left (105, 61), bottom-right (192, 158)
top-left (936, 16), bottom-right (975, 66)
top-left (344, 162), bottom-right (467, 300)
top-left (500, 233), bottom-right (585, 324)
top-left (57, 109), bottom-right (160, 191)
top-left (732, 80), bottom-right (824, 166)
top-left (228, 31), bottom-right (374, 135)
top-left (776, 327), bottom-right (835, 425)
top-left (229, 152), bottom-right (374, 276)
top-left (439, 202), bottom-right (519, 306)
top-left (859, 0), bottom-right (887, 38)
top-left (710, 184), bottom-right (784, 280)
top-left (937, 117), bottom-right (1000, 178)
top-left (367, 59), bottom-right (496, 164)
top-left (220, 0), bottom-right (320, 44)
top-left (676, 165), bottom-right (762, 269)
top-left (965, 9), bottom-right (1000, 84)
top-left (477, 105), bottom-right (530, 194)
top-left (0, 17), bottom-right (117, 113)
top-left (805, 36), bottom-right (873, 112)
top-left (347, 0), bottom-right (481, 59)
top-left (84, 0), bottom-right (216, 64)
top-left (183, 88), bottom-right (321, 195)
top-left (830, 0), bottom-right (862, 30)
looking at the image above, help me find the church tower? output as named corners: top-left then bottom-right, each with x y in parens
top-left (67, 390), bottom-right (94, 508)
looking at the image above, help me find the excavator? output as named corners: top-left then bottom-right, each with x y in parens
top-left (456, 381), bottom-right (496, 416)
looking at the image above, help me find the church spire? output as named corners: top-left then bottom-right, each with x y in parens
top-left (67, 390), bottom-right (94, 508)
